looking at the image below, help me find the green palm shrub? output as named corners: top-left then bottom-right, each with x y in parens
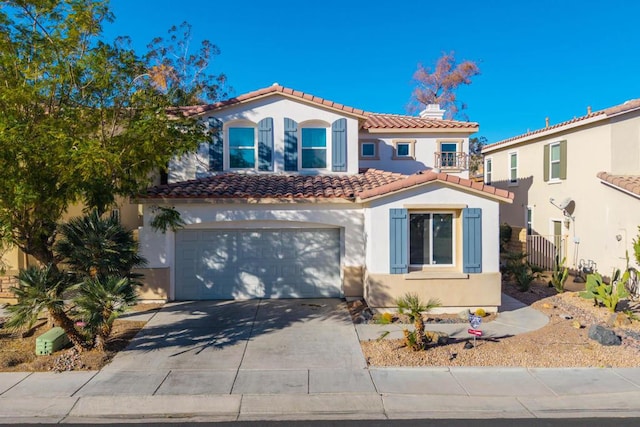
top-left (6, 265), bottom-right (88, 351)
top-left (75, 276), bottom-right (139, 351)
top-left (55, 210), bottom-right (146, 281)
top-left (396, 293), bottom-right (441, 351)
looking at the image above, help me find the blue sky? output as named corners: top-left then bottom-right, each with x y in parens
top-left (103, 0), bottom-right (640, 144)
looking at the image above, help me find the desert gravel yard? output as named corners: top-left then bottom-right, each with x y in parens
top-left (360, 283), bottom-right (640, 368)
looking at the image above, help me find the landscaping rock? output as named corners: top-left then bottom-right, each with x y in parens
top-left (560, 313), bottom-right (573, 320)
top-left (607, 313), bottom-right (632, 328)
top-left (425, 330), bottom-right (449, 345)
top-left (571, 320), bottom-right (583, 329)
top-left (588, 324), bottom-right (622, 346)
top-left (457, 310), bottom-right (470, 320)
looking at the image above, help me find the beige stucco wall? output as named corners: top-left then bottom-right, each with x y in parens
top-left (134, 267), bottom-right (170, 301)
top-left (343, 266), bottom-right (364, 297)
top-left (485, 112), bottom-right (640, 275)
top-left (365, 271), bottom-right (501, 313)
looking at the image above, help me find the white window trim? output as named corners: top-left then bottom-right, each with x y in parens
top-left (437, 139), bottom-right (463, 169)
top-left (408, 211), bottom-right (456, 268)
top-left (484, 157), bottom-right (493, 185)
top-left (299, 123), bottom-right (330, 171)
top-left (226, 122), bottom-right (258, 171)
top-left (548, 141), bottom-right (562, 182)
top-left (508, 151), bottom-right (518, 186)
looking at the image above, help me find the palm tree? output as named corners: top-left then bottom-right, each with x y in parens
top-left (75, 276), bottom-right (139, 351)
top-left (5, 265), bottom-right (88, 351)
top-left (396, 293), bottom-right (441, 351)
top-left (54, 210), bottom-right (146, 281)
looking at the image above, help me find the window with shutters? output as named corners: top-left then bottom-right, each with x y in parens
top-left (549, 142), bottom-right (561, 180)
top-left (301, 126), bottom-right (328, 169)
top-left (228, 126), bottom-right (256, 169)
top-left (409, 212), bottom-right (454, 266)
top-left (544, 140), bottom-right (567, 182)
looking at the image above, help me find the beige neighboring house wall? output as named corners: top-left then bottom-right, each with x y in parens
top-left (482, 100), bottom-right (640, 276)
top-left (0, 197), bottom-right (144, 302)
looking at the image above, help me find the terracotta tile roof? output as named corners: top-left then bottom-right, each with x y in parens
top-left (357, 170), bottom-right (514, 201)
top-left (171, 84), bottom-right (368, 118)
top-left (484, 97), bottom-right (640, 152)
top-left (141, 169), bottom-right (405, 200)
top-left (141, 169), bottom-right (513, 202)
top-left (170, 84), bottom-right (477, 131)
top-left (597, 172), bottom-right (640, 197)
top-left (363, 113), bottom-right (478, 130)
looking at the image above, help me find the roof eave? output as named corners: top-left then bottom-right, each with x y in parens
top-left (482, 115), bottom-right (605, 154)
top-left (364, 126), bottom-right (478, 134)
top-left (135, 196), bottom-right (358, 205)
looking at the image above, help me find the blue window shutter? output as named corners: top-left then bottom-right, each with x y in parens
top-left (258, 117), bottom-right (274, 171)
top-left (463, 208), bottom-right (482, 273)
top-left (208, 117), bottom-right (223, 171)
top-left (284, 118), bottom-right (298, 171)
top-left (331, 118), bottom-right (347, 172)
top-left (389, 208), bottom-right (408, 274)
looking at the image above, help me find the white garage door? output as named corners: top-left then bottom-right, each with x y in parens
top-left (175, 228), bottom-right (341, 299)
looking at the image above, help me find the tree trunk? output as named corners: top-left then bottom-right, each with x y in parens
top-left (50, 310), bottom-right (88, 352)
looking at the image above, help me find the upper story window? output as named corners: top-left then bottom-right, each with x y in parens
top-left (544, 140), bottom-right (567, 182)
top-left (436, 139), bottom-right (466, 169)
top-left (359, 140), bottom-right (379, 160)
top-left (409, 212), bottom-right (454, 266)
top-left (509, 152), bottom-right (518, 185)
top-left (392, 139), bottom-right (416, 160)
top-left (301, 127), bottom-right (327, 169)
top-left (484, 158), bottom-right (492, 184)
top-left (229, 127), bottom-right (256, 169)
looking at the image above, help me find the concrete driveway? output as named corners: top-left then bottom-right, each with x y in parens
top-left (102, 298), bottom-right (366, 373)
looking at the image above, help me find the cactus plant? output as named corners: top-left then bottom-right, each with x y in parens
top-left (550, 253), bottom-right (569, 293)
top-left (579, 272), bottom-right (629, 313)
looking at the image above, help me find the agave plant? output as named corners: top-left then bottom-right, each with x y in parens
top-left (75, 276), bottom-right (139, 351)
top-left (396, 293), bottom-right (441, 350)
top-left (54, 210), bottom-right (147, 282)
top-left (5, 265), bottom-right (88, 351)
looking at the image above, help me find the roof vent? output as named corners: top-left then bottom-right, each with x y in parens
top-left (272, 82), bottom-right (279, 86)
top-left (419, 104), bottom-right (445, 120)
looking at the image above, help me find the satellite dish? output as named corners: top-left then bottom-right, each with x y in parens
top-left (558, 197), bottom-right (573, 210)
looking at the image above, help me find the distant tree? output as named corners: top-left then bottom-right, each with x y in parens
top-left (469, 135), bottom-right (487, 174)
top-left (0, 1), bottom-right (220, 266)
top-left (145, 21), bottom-right (229, 106)
top-left (410, 51), bottom-right (480, 119)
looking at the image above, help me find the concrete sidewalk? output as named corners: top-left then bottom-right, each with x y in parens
top-left (1, 367), bottom-right (640, 422)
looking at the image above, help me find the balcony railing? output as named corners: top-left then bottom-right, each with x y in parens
top-left (434, 152), bottom-right (469, 170)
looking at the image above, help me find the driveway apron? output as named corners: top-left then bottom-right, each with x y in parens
top-left (103, 298), bottom-right (366, 372)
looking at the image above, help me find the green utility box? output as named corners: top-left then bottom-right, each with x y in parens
top-left (35, 327), bottom-right (70, 355)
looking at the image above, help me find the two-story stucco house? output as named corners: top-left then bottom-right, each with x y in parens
top-left (135, 84), bottom-right (513, 312)
top-left (482, 99), bottom-right (640, 277)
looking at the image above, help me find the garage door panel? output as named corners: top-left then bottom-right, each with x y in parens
top-left (175, 228), bottom-right (340, 300)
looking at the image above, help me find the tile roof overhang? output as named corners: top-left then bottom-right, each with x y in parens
top-left (483, 98), bottom-right (640, 154)
top-left (597, 172), bottom-right (640, 199)
top-left (170, 84), bottom-right (478, 132)
top-left (137, 169), bottom-right (513, 205)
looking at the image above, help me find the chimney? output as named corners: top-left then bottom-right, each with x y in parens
top-left (545, 117), bottom-right (549, 128)
top-left (587, 105), bottom-right (592, 115)
top-left (420, 104), bottom-right (445, 120)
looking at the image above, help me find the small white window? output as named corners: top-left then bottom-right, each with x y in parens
top-left (392, 140), bottom-right (415, 159)
top-left (550, 142), bottom-right (561, 180)
top-left (509, 152), bottom-right (518, 184)
top-left (485, 158), bottom-right (492, 184)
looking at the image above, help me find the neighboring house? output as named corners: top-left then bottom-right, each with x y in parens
top-left (136, 84), bottom-right (513, 312)
top-left (482, 99), bottom-right (640, 276)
